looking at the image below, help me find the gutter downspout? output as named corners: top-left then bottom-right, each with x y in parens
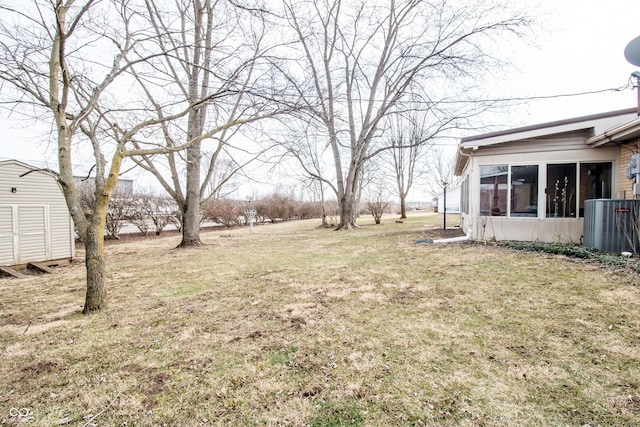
top-left (454, 145), bottom-right (472, 176)
top-left (432, 228), bottom-right (472, 244)
top-left (416, 228), bottom-right (472, 244)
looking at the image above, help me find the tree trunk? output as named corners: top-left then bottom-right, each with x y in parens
top-left (83, 224), bottom-right (106, 313)
top-left (178, 3), bottom-right (206, 248)
top-left (179, 140), bottom-right (203, 247)
top-left (399, 192), bottom-right (407, 219)
top-left (336, 194), bottom-right (358, 230)
top-left (50, 2), bottom-right (110, 313)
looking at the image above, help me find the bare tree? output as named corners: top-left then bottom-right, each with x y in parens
top-left (363, 171), bottom-right (392, 224)
top-left (0, 1), bottom-right (223, 312)
top-left (127, 187), bottom-right (156, 236)
top-left (276, 0), bottom-right (529, 229)
top-left (147, 194), bottom-right (177, 235)
top-left (128, 0), bottom-right (287, 247)
top-left (383, 110), bottom-right (455, 219)
top-left (105, 186), bottom-right (135, 240)
top-left (205, 198), bottom-right (241, 227)
top-left (366, 196), bottom-right (390, 225)
top-left (306, 177), bottom-right (333, 227)
top-left (424, 146), bottom-right (462, 198)
top-left (277, 120), bottom-right (336, 227)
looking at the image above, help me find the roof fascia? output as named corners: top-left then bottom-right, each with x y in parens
top-left (460, 108), bottom-right (638, 148)
top-left (586, 116), bottom-right (640, 147)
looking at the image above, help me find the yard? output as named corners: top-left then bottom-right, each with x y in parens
top-left (1, 212), bottom-right (639, 426)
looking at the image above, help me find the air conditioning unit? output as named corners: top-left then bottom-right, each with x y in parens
top-left (583, 199), bottom-right (640, 253)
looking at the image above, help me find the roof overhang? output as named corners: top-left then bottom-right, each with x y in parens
top-left (460, 108), bottom-right (638, 149)
top-left (586, 115), bottom-right (640, 147)
top-left (454, 108), bottom-right (639, 176)
top-left (454, 146), bottom-right (473, 176)
top-left (0, 159), bottom-right (59, 179)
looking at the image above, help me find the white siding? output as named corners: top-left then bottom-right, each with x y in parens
top-left (0, 160), bottom-right (74, 266)
top-left (17, 205), bottom-right (48, 262)
top-left (477, 131), bottom-right (592, 157)
top-left (0, 205), bottom-right (14, 265)
top-left (437, 186), bottom-right (461, 214)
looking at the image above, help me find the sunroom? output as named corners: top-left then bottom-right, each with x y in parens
top-left (455, 108), bottom-right (638, 243)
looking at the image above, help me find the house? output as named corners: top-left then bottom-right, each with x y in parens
top-left (454, 107), bottom-right (640, 243)
top-left (0, 160), bottom-right (75, 269)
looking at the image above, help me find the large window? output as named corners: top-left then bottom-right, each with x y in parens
top-left (510, 165), bottom-right (538, 217)
top-left (547, 163), bottom-right (576, 218)
top-left (478, 161), bottom-right (612, 219)
top-left (461, 175), bottom-right (470, 214)
top-left (579, 162), bottom-right (612, 216)
top-left (480, 165), bottom-right (507, 216)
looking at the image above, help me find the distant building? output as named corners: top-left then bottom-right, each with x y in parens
top-left (73, 176), bottom-right (134, 193)
top-left (437, 186), bottom-right (461, 214)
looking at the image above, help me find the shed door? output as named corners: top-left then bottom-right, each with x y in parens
top-left (18, 205), bottom-right (49, 263)
top-left (0, 205), bottom-right (50, 265)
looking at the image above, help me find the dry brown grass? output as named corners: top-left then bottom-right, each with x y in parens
top-left (1, 212), bottom-right (639, 426)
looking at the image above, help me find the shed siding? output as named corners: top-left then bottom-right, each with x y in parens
top-left (0, 206), bottom-right (14, 264)
top-left (0, 160), bottom-right (74, 266)
top-left (17, 205), bottom-right (48, 262)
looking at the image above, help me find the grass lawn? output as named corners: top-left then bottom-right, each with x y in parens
top-left (1, 212), bottom-right (639, 426)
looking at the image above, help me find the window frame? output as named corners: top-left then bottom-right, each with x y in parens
top-left (477, 160), bottom-right (614, 220)
top-left (509, 164), bottom-right (539, 217)
top-left (546, 163), bottom-right (578, 218)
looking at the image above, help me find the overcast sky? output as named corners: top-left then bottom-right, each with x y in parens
top-left (491, 0), bottom-right (640, 127)
top-left (1, 0), bottom-right (639, 177)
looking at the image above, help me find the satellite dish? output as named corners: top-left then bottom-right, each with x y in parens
top-left (624, 35), bottom-right (640, 67)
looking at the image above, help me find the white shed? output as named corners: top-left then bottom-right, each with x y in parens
top-left (437, 185), bottom-right (461, 214)
top-left (0, 160), bottom-right (75, 268)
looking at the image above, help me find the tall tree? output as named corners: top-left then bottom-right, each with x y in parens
top-left (424, 146), bottom-right (462, 198)
top-left (128, 0), bottom-right (286, 247)
top-left (275, 119), bottom-right (337, 227)
top-left (383, 109), bottom-right (459, 219)
top-left (0, 0), bottom-right (216, 312)
top-left (277, 0), bottom-right (529, 229)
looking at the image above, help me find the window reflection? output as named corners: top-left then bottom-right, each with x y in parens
top-left (478, 162), bottom-right (612, 219)
top-left (547, 164), bottom-right (576, 218)
top-left (579, 163), bottom-right (611, 217)
top-left (480, 165), bottom-right (507, 216)
top-left (510, 165), bottom-right (538, 217)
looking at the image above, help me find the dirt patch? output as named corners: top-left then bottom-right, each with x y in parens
top-left (382, 226), bottom-right (466, 240)
top-left (120, 364), bottom-right (171, 409)
top-left (146, 372), bottom-right (170, 397)
top-left (20, 359), bottom-right (64, 379)
top-left (390, 288), bottom-right (423, 304)
top-left (419, 227), bottom-right (466, 240)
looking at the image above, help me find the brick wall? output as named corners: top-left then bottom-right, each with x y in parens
top-left (618, 139), bottom-right (640, 199)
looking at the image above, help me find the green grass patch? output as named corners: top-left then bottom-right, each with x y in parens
top-left (269, 345), bottom-right (298, 366)
top-left (310, 399), bottom-right (364, 427)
